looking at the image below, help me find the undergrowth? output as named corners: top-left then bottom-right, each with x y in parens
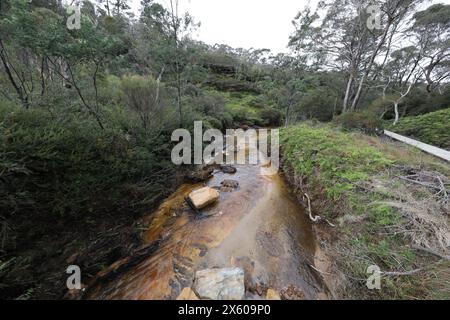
top-left (280, 123), bottom-right (450, 299)
top-left (387, 108), bottom-right (450, 150)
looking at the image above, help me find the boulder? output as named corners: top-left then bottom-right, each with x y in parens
top-left (188, 187), bottom-right (220, 210)
top-left (193, 268), bottom-right (245, 300)
top-left (220, 165), bottom-right (237, 174)
top-left (176, 287), bottom-right (199, 300)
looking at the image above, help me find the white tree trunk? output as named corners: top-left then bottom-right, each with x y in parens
top-left (342, 74), bottom-right (353, 113)
top-left (393, 102), bottom-right (399, 126)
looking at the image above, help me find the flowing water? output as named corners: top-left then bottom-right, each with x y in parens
top-left (85, 136), bottom-right (329, 300)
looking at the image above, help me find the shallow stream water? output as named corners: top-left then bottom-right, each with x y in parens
top-left (86, 135), bottom-right (329, 300)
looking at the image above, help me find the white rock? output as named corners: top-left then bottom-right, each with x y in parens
top-left (193, 268), bottom-right (245, 300)
top-left (188, 187), bottom-right (220, 210)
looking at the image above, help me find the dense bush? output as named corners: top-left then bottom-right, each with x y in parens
top-left (193, 93), bottom-right (226, 117)
top-left (119, 75), bottom-right (174, 132)
top-left (229, 108), bottom-right (261, 127)
top-left (247, 95), bottom-right (268, 109)
top-left (334, 111), bottom-right (384, 134)
top-left (387, 108), bottom-right (450, 150)
top-left (258, 108), bottom-right (282, 127)
top-left (0, 103), bottom-right (176, 247)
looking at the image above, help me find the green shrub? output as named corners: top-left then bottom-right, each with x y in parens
top-left (230, 108), bottom-right (255, 126)
top-left (0, 103), bottom-right (175, 233)
top-left (119, 75), bottom-right (172, 132)
top-left (387, 108), bottom-right (450, 149)
top-left (334, 111), bottom-right (384, 134)
top-left (247, 95), bottom-right (268, 109)
top-left (220, 112), bottom-right (234, 129)
top-left (202, 115), bottom-right (223, 130)
top-left (195, 93), bottom-right (226, 116)
top-left (258, 108), bottom-right (282, 127)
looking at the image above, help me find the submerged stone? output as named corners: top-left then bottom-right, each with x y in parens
top-left (220, 165), bottom-right (237, 174)
top-left (220, 179), bottom-right (239, 192)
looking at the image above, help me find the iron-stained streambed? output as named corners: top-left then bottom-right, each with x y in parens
top-left (84, 136), bottom-right (329, 300)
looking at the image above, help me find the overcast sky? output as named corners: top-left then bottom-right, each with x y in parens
top-left (130, 0), bottom-right (310, 54)
top-left (129, 0), bottom-right (450, 54)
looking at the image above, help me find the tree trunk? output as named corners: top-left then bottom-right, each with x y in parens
top-left (0, 40), bottom-right (28, 108)
top-left (350, 19), bottom-right (393, 111)
top-left (285, 101), bottom-right (292, 127)
top-left (342, 74), bottom-right (353, 113)
top-left (393, 102), bottom-right (399, 126)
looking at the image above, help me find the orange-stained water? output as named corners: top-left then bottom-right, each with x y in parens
top-left (85, 140), bottom-right (328, 300)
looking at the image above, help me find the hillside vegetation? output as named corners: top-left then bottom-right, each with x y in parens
top-left (1, 0), bottom-right (449, 300)
top-left (388, 108), bottom-right (450, 150)
top-left (280, 123), bottom-right (450, 299)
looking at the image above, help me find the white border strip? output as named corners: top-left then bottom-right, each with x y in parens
top-left (384, 130), bottom-right (450, 162)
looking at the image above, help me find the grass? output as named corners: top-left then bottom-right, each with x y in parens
top-left (280, 122), bottom-right (450, 299)
top-left (280, 124), bottom-right (392, 202)
top-left (387, 107), bottom-right (450, 150)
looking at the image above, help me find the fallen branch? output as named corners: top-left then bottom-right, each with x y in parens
top-left (381, 269), bottom-right (422, 276)
top-left (304, 193), bottom-right (319, 222)
top-left (436, 176), bottom-right (448, 199)
top-left (398, 176), bottom-right (440, 189)
top-left (309, 264), bottom-right (332, 276)
top-left (412, 244), bottom-right (450, 261)
top-left (303, 193), bottom-right (335, 227)
top-left (398, 176), bottom-right (450, 194)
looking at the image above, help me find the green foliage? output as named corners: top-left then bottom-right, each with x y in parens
top-left (0, 102), bottom-right (175, 224)
top-left (387, 108), bottom-right (450, 149)
top-left (280, 124), bottom-right (392, 200)
top-left (280, 123), bottom-right (449, 299)
top-left (334, 111), bottom-right (384, 134)
top-left (258, 108), bottom-right (282, 127)
top-left (119, 75), bottom-right (174, 132)
top-left (247, 95), bottom-right (268, 109)
top-left (369, 204), bottom-right (401, 227)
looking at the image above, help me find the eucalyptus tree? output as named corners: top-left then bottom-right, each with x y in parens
top-left (411, 4), bottom-right (450, 93)
top-left (381, 46), bottom-right (424, 124)
top-left (289, 0), bottom-right (425, 113)
top-left (0, 0), bottom-right (126, 127)
top-left (137, 0), bottom-right (199, 126)
top-left (97, 0), bottom-right (112, 16)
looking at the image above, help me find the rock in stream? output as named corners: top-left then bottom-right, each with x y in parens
top-left (193, 268), bottom-right (245, 300)
top-left (188, 187), bottom-right (220, 210)
top-left (220, 180), bottom-right (239, 192)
